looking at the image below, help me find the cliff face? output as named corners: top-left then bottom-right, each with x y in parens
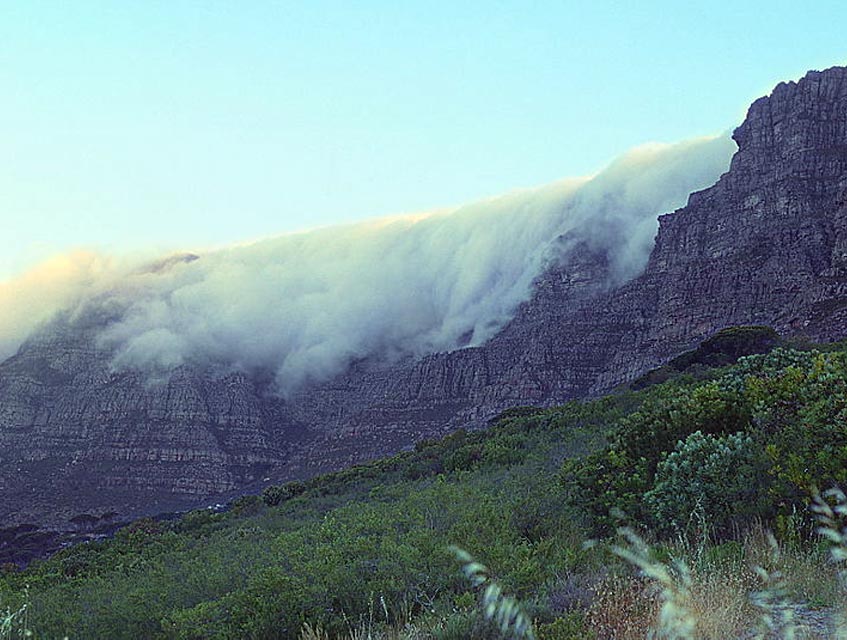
top-left (0, 318), bottom-right (309, 524)
top-left (602, 67), bottom-right (847, 378)
top-left (3, 67), bottom-right (847, 525)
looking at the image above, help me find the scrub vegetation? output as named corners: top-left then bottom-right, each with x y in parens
top-left (4, 327), bottom-right (847, 639)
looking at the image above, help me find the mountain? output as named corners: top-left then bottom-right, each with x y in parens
top-left (287, 67), bottom-right (847, 472)
top-left (2, 66), bottom-right (846, 526)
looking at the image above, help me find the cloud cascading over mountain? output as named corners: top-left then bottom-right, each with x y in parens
top-left (0, 134), bottom-right (735, 393)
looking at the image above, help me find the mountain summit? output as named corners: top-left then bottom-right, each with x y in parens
top-left (2, 66), bottom-right (847, 526)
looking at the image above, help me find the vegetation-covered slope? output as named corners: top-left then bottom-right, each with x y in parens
top-left (3, 327), bottom-right (847, 639)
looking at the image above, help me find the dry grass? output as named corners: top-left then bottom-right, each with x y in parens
top-left (579, 519), bottom-right (847, 640)
top-left (585, 555), bottom-right (755, 639)
top-left (299, 620), bottom-right (428, 640)
top-left (587, 574), bottom-right (659, 640)
top-left (300, 623), bottom-right (329, 640)
top-left (686, 564), bottom-right (756, 639)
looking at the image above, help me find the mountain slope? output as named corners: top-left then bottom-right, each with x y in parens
top-left (2, 66), bottom-right (847, 525)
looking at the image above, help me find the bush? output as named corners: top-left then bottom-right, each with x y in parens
top-left (644, 430), bottom-right (769, 537)
top-left (114, 517), bottom-right (166, 547)
top-left (536, 613), bottom-right (595, 640)
top-left (561, 380), bottom-right (752, 535)
top-left (230, 495), bottom-right (263, 517)
top-left (747, 351), bottom-right (847, 501)
top-left (261, 481), bottom-right (306, 507)
top-left (431, 611), bottom-right (479, 640)
top-left (174, 508), bottom-right (221, 535)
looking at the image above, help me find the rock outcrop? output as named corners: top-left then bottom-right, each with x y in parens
top-left (2, 66), bottom-right (847, 526)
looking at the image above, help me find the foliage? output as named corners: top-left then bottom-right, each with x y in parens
top-left (5, 330), bottom-right (847, 637)
top-left (564, 346), bottom-right (847, 537)
top-left (262, 481), bottom-right (306, 507)
top-left (0, 598), bottom-right (29, 640)
top-left (561, 378), bottom-right (751, 534)
top-left (644, 431), bottom-right (770, 537)
top-left (451, 547), bottom-right (536, 640)
top-left (535, 613), bottom-right (594, 640)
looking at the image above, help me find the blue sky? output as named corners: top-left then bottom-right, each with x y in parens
top-left (1, 1), bottom-right (846, 279)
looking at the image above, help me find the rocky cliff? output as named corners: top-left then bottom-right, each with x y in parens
top-left (3, 66), bottom-right (847, 526)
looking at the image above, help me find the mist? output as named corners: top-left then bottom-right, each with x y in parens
top-left (0, 134), bottom-right (735, 392)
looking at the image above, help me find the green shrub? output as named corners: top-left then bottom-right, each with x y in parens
top-left (174, 508), bottom-right (222, 535)
top-left (562, 379), bottom-right (751, 534)
top-left (536, 612), bottom-right (595, 640)
top-left (748, 351), bottom-right (847, 499)
top-left (644, 430), bottom-right (769, 537)
top-left (114, 517), bottom-right (166, 548)
top-left (443, 444), bottom-right (484, 472)
top-left (481, 434), bottom-right (528, 467)
top-left (431, 611), bottom-right (479, 640)
top-left (230, 495), bottom-right (263, 517)
top-left (262, 481), bottom-right (306, 507)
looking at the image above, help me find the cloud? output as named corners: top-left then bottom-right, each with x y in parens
top-left (0, 251), bottom-right (121, 358)
top-left (0, 134), bottom-right (735, 392)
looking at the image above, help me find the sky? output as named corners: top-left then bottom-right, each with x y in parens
top-left (1, 1), bottom-right (846, 280)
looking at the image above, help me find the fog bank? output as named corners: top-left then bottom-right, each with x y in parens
top-left (0, 135), bottom-right (735, 392)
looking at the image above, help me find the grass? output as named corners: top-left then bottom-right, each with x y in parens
top-left (574, 498), bottom-right (847, 640)
top-left (451, 547), bottom-right (536, 640)
top-left (311, 506), bottom-right (847, 640)
top-left (0, 598), bottom-right (30, 639)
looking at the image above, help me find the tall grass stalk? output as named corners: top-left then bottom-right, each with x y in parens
top-left (450, 546), bottom-right (536, 640)
top-left (749, 533), bottom-right (797, 640)
top-left (812, 488), bottom-right (847, 639)
top-left (0, 600), bottom-right (30, 640)
top-left (609, 526), bottom-right (696, 639)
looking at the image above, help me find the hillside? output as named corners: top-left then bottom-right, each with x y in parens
top-left (3, 328), bottom-right (847, 638)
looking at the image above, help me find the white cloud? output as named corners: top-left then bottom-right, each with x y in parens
top-left (0, 134), bottom-right (735, 392)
